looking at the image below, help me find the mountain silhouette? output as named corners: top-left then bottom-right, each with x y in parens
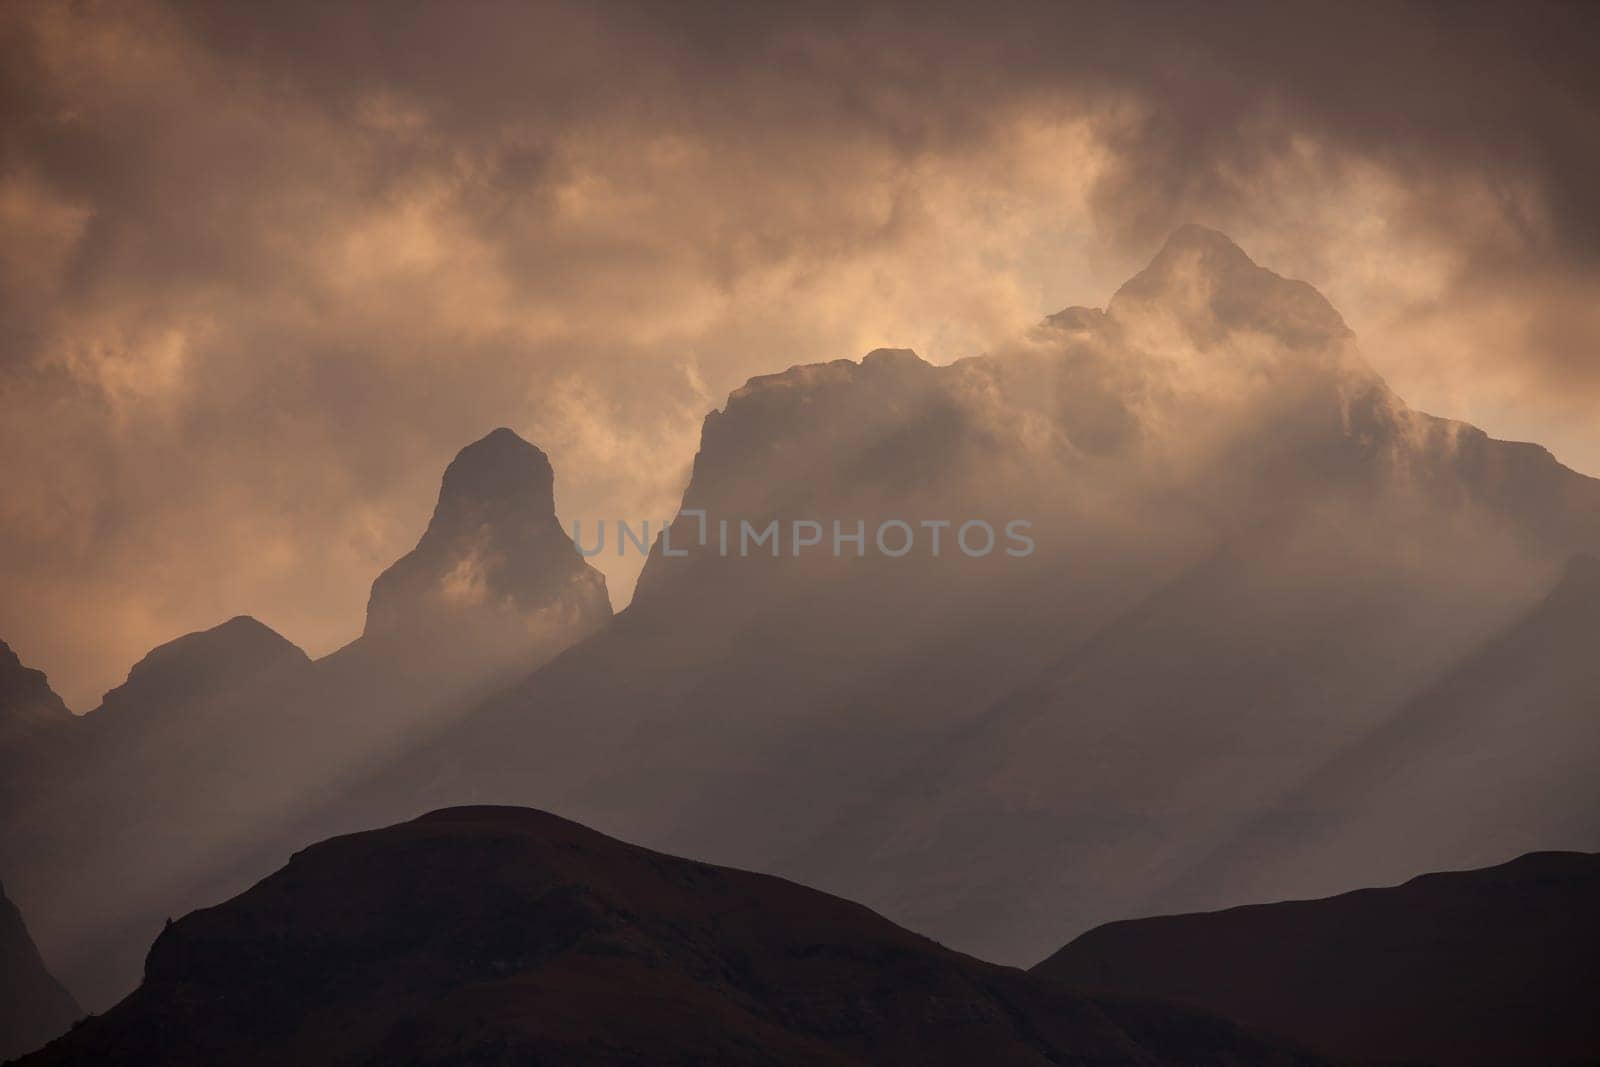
top-left (305, 226), bottom-right (1599, 972)
top-left (93, 616), bottom-right (312, 725)
top-left (0, 641), bottom-right (71, 750)
top-left (1035, 850), bottom-right (1600, 1065)
top-left (9, 230), bottom-right (1598, 1022)
top-left (1133, 551), bottom-right (1600, 916)
top-left (362, 427), bottom-right (611, 662)
top-left (0, 879), bottom-right (78, 1062)
top-left (17, 807), bottom-right (1320, 1066)
top-left (0, 430), bottom-right (610, 1012)
top-left (0, 643), bottom-right (75, 829)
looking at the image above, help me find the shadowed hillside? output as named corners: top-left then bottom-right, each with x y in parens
top-left (18, 807), bottom-right (1320, 1067)
top-left (1036, 851), bottom-right (1600, 1066)
top-left (0, 880), bottom-right (78, 1062)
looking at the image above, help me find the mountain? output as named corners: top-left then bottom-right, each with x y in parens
top-left (95, 616), bottom-right (309, 718)
top-left (0, 616), bottom-right (317, 1015)
top-left (359, 427), bottom-right (611, 677)
top-left (1130, 551), bottom-right (1600, 917)
top-left (13, 231), bottom-right (1599, 1013)
top-left (0, 430), bottom-right (610, 1011)
top-left (17, 807), bottom-right (1320, 1066)
top-left (0, 641), bottom-right (72, 750)
top-left (0, 642), bottom-right (74, 829)
top-left (1034, 850), bottom-right (1600, 1066)
top-left (0, 879), bottom-right (78, 1062)
top-left (308, 226), bottom-right (1600, 971)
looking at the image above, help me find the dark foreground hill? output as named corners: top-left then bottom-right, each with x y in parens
top-left (0, 880), bottom-right (78, 1062)
top-left (19, 806), bottom-right (1319, 1067)
top-left (1035, 850), bottom-right (1600, 1066)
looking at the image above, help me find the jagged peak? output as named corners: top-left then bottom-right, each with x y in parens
top-left (721, 349), bottom-right (935, 416)
top-left (1159, 222), bottom-right (1254, 259)
top-left (1107, 224), bottom-right (1351, 349)
top-left (0, 637), bottom-right (72, 730)
top-left (362, 429), bottom-right (609, 644)
top-left (429, 428), bottom-right (556, 535)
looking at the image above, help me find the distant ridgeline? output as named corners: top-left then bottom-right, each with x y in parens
top-left (2, 228), bottom-right (1596, 1065)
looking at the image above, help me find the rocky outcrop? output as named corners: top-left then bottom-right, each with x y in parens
top-left (361, 427), bottom-right (610, 668)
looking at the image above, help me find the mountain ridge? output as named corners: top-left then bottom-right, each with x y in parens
top-left (1034, 849), bottom-right (1600, 1065)
top-left (17, 806), bottom-right (1322, 1067)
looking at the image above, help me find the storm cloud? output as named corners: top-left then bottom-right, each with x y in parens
top-left (2, 0), bottom-right (1597, 705)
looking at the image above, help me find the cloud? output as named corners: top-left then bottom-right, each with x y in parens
top-left (1, 0), bottom-right (1596, 705)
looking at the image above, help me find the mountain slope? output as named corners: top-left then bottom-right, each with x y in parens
top-left (1035, 850), bottom-right (1600, 1066)
top-left (359, 426), bottom-right (611, 673)
top-left (1135, 552), bottom-right (1600, 917)
top-left (311, 227), bottom-right (1600, 973)
top-left (0, 642), bottom-right (74, 836)
top-left (0, 430), bottom-right (612, 1010)
top-left (18, 807), bottom-right (1319, 1067)
top-left (0, 641), bottom-right (72, 749)
top-left (0, 880), bottom-right (78, 1062)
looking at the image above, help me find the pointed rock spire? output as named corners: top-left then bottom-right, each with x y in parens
top-left (361, 428), bottom-right (610, 659)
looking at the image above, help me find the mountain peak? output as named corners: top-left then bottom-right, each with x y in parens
top-left (1108, 225), bottom-right (1350, 349)
top-left (860, 347), bottom-right (927, 371)
top-left (430, 428), bottom-right (557, 535)
top-left (0, 639), bottom-right (73, 741)
top-left (1158, 223), bottom-right (1254, 262)
top-left (361, 429), bottom-right (610, 654)
top-left (94, 617), bottom-right (309, 718)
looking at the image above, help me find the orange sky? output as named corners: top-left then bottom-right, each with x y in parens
top-left (2, 0), bottom-right (1597, 707)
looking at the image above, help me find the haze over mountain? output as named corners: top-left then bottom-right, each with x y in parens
top-left (1137, 550), bottom-right (1600, 916)
top-left (0, 642), bottom-right (72, 753)
top-left (5, 229), bottom-right (1596, 1023)
top-left (1036, 850), bottom-right (1600, 1066)
top-left (0, 643), bottom-right (75, 827)
top-left (0, 879), bottom-right (78, 1062)
top-left (358, 427), bottom-right (612, 676)
top-left (17, 807), bottom-right (1320, 1067)
top-left (0, 430), bottom-right (609, 1010)
top-left (306, 226), bottom-right (1598, 970)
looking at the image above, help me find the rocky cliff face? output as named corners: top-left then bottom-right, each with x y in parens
top-left (0, 641), bottom-right (72, 750)
top-left (346, 226), bottom-right (1599, 975)
top-left (0, 642), bottom-right (75, 820)
top-left (362, 428), bottom-right (610, 666)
